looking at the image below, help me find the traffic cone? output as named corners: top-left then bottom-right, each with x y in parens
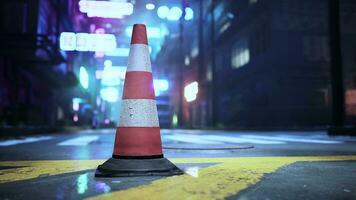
top-left (95, 24), bottom-right (183, 177)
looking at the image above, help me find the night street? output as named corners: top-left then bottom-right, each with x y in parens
top-left (1, 129), bottom-right (356, 199)
top-left (1, 0), bottom-right (356, 199)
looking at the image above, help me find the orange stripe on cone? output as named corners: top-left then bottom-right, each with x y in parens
top-left (123, 72), bottom-right (155, 99)
top-left (113, 127), bottom-right (162, 156)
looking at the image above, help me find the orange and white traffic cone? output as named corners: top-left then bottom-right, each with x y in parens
top-left (95, 24), bottom-right (183, 177)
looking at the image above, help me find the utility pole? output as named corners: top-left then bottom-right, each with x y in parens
top-left (210, 0), bottom-right (217, 127)
top-left (178, 0), bottom-right (187, 127)
top-left (198, 0), bottom-right (204, 127)
top-left (328, 0), bottom-right (344, 127)
top-left (327, 0), bottom-right (356, 135)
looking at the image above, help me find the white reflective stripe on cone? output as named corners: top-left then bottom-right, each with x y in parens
top-left (119, 99), bottom-right (159, 127)
top-left (127, 44), bottom-right (152, 72)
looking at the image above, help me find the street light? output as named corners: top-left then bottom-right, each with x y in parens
top-left (184, 7), bottom-right (194, 21)
top-left (157, 6), bottom-right (169, 19)
top-left (146, 3), bottom-right (155, 10)
top-left (167, 6), bottom-right (182, 21)
top-left (156, 6), bottom-right (194, 21)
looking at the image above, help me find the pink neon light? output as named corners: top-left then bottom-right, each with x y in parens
top-left (79, 0), bottom-right (133, 19)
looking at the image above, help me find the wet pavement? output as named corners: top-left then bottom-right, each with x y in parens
top-left (0, 129), bottom-right (356, 199)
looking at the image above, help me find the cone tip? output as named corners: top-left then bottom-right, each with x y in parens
top-left (131, 24), bottom-right (148, 45)
top-left (133, 24), bottom-right (146, 28)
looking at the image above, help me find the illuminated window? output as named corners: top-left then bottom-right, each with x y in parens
top-left (303, 36), bottom-right (330, 62)
top-left (184, 82), bottom-right (199, 102)
top-left (346, 90), bottom-right (356, 115)
top-left (231, 39), bottom-right (250, 69)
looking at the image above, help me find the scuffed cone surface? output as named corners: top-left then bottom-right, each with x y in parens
top-left (119, 99), bottom-right (159, 127)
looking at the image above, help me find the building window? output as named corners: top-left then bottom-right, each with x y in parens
top-left (303, 36), bottom-right (330, 62)
top-left (231, 39), bottom-right (250, 69)
top-left (354, 46), bottom-right (356, 65)
top-left (250, 0), bottom-right (258, 5)
top-left (346, 90), bottom-right (356, 116)
top-left (251, 24), bottom-right (268, 57)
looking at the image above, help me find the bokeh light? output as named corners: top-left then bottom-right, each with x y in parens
top-left (157, 6), bottom-right (170, 19)
top-left (185, 7), bottom-right (194, 21)
top-left (167, 7), bottom-right (182, 21)
top-left (146, 3), bottom-right (155, 10)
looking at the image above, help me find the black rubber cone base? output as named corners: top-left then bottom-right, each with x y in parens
top-left (95, 157), bottom-right (184, 177)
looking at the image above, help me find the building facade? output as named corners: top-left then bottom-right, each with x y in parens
top-left (159, 0), bottom-right (356, 128)
top-left (0, 0), bottom-right (83, 126)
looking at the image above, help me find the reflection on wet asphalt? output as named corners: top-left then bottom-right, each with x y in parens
top-left (0, 163), bottom-right (215, 199)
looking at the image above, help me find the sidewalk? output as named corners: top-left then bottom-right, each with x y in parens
top-left (0, 126), bottom-right (88, 138)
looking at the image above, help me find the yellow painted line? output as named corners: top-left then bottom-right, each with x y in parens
top-left (88, 155), bottom-right (356, 200)
top-left (0, 160), bottom-right (103, 184)
top-left (0, 155), bottom-right (356, 199)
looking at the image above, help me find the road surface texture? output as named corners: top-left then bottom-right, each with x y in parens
top-left (1, 129), bottom-right (356, 199)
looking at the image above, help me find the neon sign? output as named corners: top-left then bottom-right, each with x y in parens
top-left (79, 0), bottom-right (133, 19)
top-left (60, 32), bottom-right (117, 52)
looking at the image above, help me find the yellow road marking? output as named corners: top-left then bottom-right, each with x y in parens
top-left (0, 160), bottom-right (103, 184)
top-left (0, 156), bottom-right (356, 200)
top-left (88, 156), bottom-right (356, 200)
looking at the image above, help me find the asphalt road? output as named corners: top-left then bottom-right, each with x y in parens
top-left (0, 129), bottom-right (356, 199)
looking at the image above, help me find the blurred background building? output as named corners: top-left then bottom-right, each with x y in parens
top-left (0, 0), bottom-right (81, 127)
top-left (0, 0), bottom-right (355, 130)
